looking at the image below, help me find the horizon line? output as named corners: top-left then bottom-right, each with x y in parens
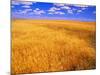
top-left (12, 18), bottom-right (96, 22)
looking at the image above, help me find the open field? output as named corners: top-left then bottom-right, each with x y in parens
top-left (12, 20), bottom-right (96, 74)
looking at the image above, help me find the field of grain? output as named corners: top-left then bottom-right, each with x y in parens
top-left (12, 20), bottom-right (96, 74)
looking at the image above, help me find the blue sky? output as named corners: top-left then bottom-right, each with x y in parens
top-left (11, 1), bottom-right (96, 21)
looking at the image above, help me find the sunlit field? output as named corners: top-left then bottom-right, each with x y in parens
top-left (12, 19), bottom-right (96, 74)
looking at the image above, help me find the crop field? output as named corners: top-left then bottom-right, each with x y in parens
top-left (12, 20), bottom-right (96, 74)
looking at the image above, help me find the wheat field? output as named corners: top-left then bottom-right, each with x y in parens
top-left (12, 19), bottom-right (96, 74)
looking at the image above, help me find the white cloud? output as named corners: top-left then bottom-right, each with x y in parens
top-left (48, 11), bottom-right (65, 15)
top-left (35, 8), bottom-right (40, 11)
top-left (48, 13), bottom-right (53, 15)
top-left (55, 11), bottom-right (65, 15)
top-left (73, 4), bottom-right (89, 8)
top-left (16, 8), bottom-right (45, 15)
top-left (48, 7), bottom-right (60, 12)
top-left (54, 3), bottom-right (65, 7)
top-left (12, 1), bottom-right (20, 5)
top-left (61, 6), bottom-right (71, 10)
top-left (81, 7), bottom-right (87, 10)
top-left (21, 2), bottom-right (33, 5)
top-left (18, 8), bottom-right (32, 14)
top-left (25, 8), bottom-right (32, 11)
top-left (33, 8), bottom-right (45, 15)
top-left (67, 9), bottom-right (73, 14)
top-left (54, 3), bottom-right (72, 10)
top-left (48, 6), bottom-right (65, 15)
top-left (22, 5), bottom-right (30, 8)
top-left (12, 1), bottom-right (35, 5)
top-left (77, 10), bottom-right (82, 13)
top-left (19, 10), bottom-right (27, 14)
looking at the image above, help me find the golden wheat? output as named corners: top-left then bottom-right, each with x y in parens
top-left (12, 20), bottom-right (96, 74)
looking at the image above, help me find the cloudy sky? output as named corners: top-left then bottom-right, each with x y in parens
top-left (11, 1), bottom-right (96, 21)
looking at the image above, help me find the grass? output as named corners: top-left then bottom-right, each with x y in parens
top-left (11, 19), bottom-right (96, 74)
